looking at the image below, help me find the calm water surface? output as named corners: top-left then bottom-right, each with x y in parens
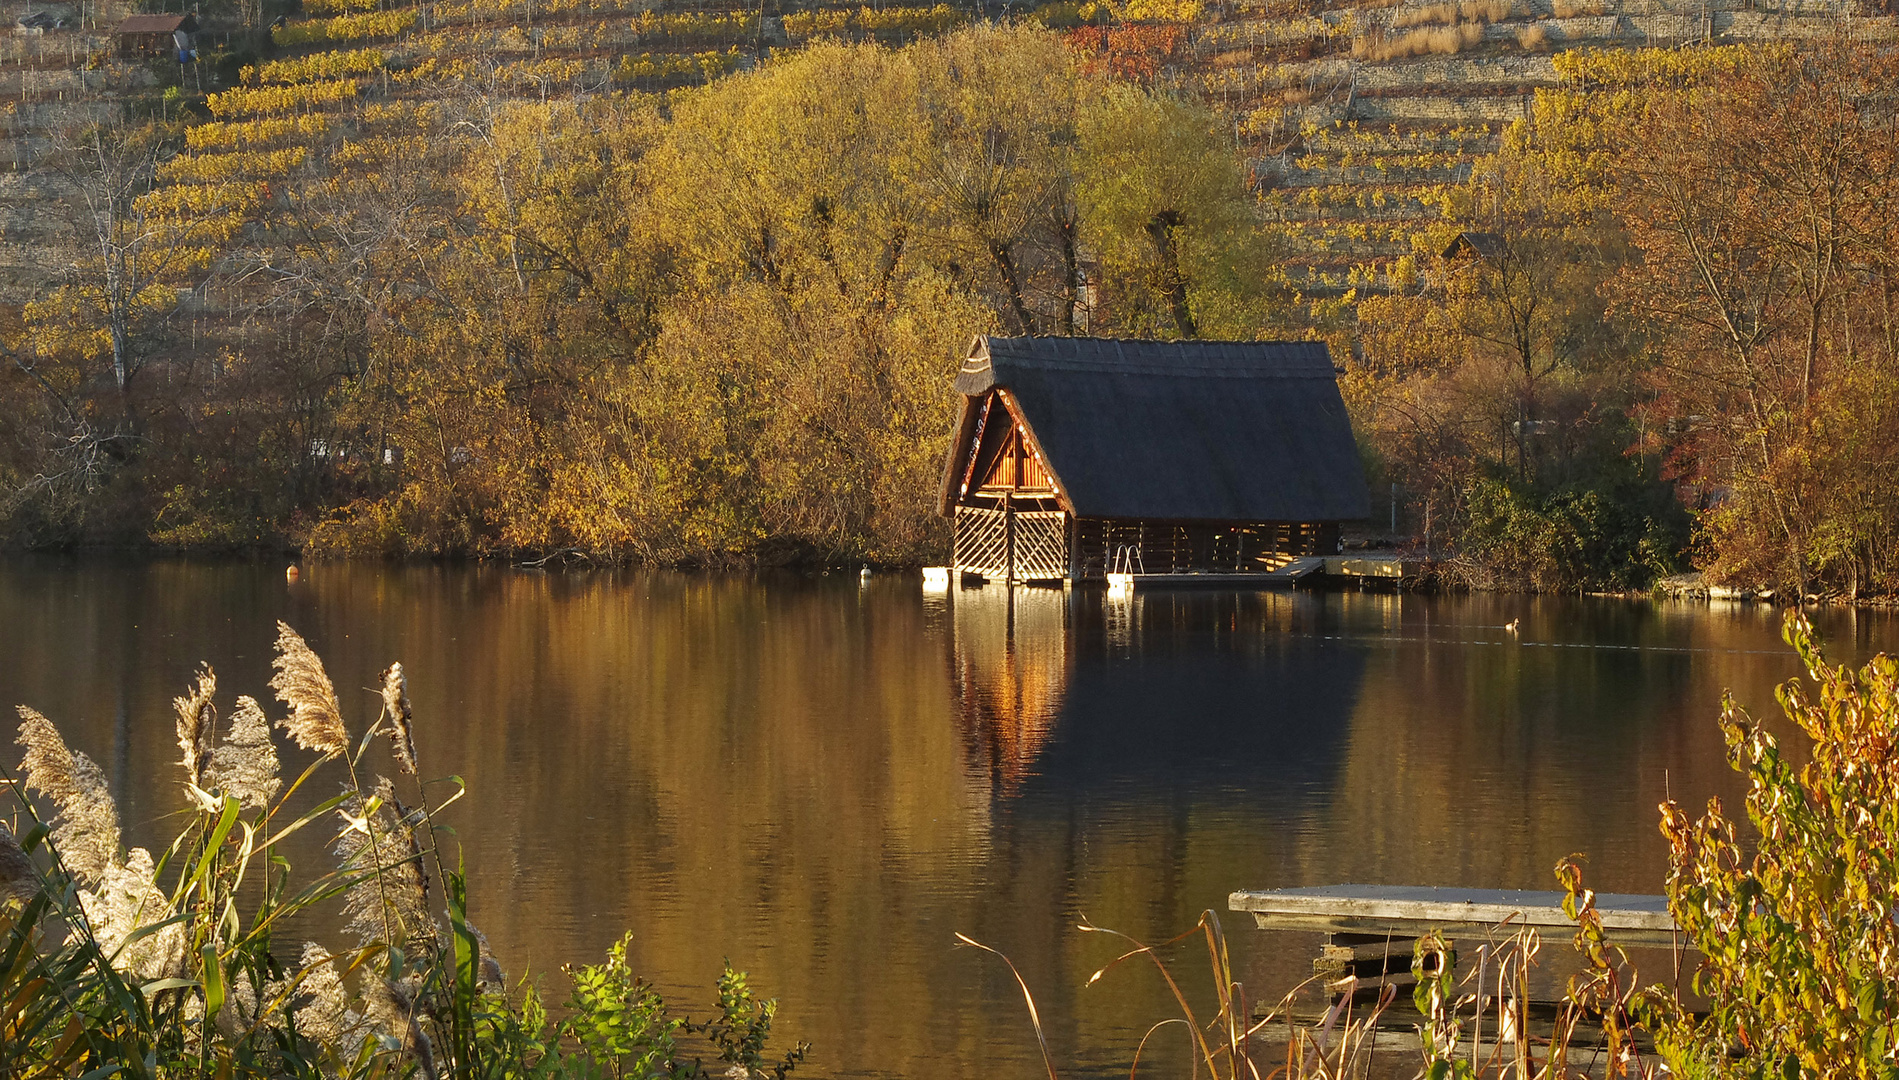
top-left (1, 559), bottom-right (1893, 1077)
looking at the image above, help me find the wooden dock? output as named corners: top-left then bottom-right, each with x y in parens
top-left (1104, 557), bottom-right (1329, 591)
top-left (1099, 555), bottom-right (1418, 592)
top-left (924, 553), bottom-right (1417, 591)
top-left (1232, 884), bottom-right (1679, 948)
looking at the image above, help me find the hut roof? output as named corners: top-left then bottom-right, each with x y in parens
top-left (942, 335), bottom-right (1371, 522)
top-left (114, 13), bottom-right (194, 32)
top-left (1442, 231), bottom-right (1504, 261)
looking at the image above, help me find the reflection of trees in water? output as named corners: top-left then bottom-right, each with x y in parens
top-left (950, 585), bottom-right (1071, 797)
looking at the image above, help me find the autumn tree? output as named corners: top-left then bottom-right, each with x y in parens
top-left (1077, 84), bottom-right (1270, 338)
top-left (1348, 63), bottom-right (1683, 587)
top-left (1615, 40), bottom-right (1899, 596)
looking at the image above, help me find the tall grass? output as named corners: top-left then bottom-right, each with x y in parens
top-left (1389, 0), bottom-right (1515, 28)
top-left (1353, 21), bottom-right (1485, 60)
top-left (0, 622), bottom-right (807, 1079)
top-left (963, 879), bottom-right (1667, 1080)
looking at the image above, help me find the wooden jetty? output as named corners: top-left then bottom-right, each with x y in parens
top-left (1231, 884), bottom-right (1679, 948)
top-left (1232, 884), bottom-right (1680, 1000)
top-left (938, 336), bottom-right (1371, 585)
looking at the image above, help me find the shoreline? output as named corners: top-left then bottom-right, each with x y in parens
top-left (5, 546), bottom-right (1896, 608)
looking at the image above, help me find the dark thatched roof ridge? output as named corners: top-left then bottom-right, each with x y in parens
top-left (943, 335), bottom-right (1370, 523)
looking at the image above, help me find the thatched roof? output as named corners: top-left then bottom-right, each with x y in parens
top-left (941, 335), bottom-right (1371, 523)
top-left (114, 13), bottom-right (193, 33)
top-left (1442, 231), bottom-right (1504, 261)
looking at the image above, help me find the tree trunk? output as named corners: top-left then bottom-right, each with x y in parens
top-left (1057, 214), bottom-right (1080, 336)
top-left (1146, 210), bottom-right (1195, 338)
top-left (988, 238), bottom-right (1035, 337)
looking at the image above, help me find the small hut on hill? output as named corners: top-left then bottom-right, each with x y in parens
top-left (113, 13), bottom-right (196, 59)
top-left (939, 335), bottom-right (1370, 584)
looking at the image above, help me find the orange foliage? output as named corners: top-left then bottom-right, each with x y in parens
top-left (1062, 24), bottom-right (1181, 84)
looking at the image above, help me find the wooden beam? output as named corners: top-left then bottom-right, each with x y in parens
top-left (1230, 885), bottom-right (1680, 949)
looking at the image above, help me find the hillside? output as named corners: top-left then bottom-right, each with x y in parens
top-left (4, 0), bottom-right (1889, 311)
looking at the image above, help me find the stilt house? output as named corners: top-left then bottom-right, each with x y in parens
top-left (939, 335), bottom-right (1370, 583)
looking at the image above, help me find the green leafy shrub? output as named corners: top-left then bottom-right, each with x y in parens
top-left (1647, 613), bottom-right (1899, 1076)
top-left (1458, 472), bottom-right (1685, 591)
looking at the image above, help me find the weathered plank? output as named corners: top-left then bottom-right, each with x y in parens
top-left (1229, 885), bottom-right (1679, 948)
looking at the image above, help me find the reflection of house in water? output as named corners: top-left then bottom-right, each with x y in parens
top-left (946, 586), bottom-right (1365, 804)
top-left (949, 586), bottom-right (1072, 796)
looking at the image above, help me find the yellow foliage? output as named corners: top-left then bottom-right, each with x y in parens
top-left (158, 147), bottom-right (310, 183)
top-left (1023, 0), bottom-right (1112, 27)
top-left (134, 181), bottom-right (269, 216)
top-left (1552, 43), bottom-right (1769, 86)
top-left (393, 55), bottom-right (474, 83)
top-left (249, 48), bottom-right (385, 85)
top-left (629, 10), bottom-right (760, 41)
top-left (331, 135), bottom-right (430, 170)
top-left (497, 57), bottom-right (589, 87)
top-left (782, 5), bottom-right (966, 39)
top-left (361, 100), bottom-right (445, 130)
top-left (271, 10), bottom-right (416, 47)
top-left (615, 48), bottom-right (742, 82)
top-left (205, 79), bottom-right (359, 118)
top-left (1113, 0), bottom-right (1203, 21)
top-left (302, 0), bottom-right (381, 14)
top-left (185, 114), bottom-right (330, 150)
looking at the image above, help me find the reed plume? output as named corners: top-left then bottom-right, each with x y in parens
top-left (0, 820), bottom-right (37, 904)
top-left (293, 943), bottom-right (368, 1055)
top-left (468, 920), bottom-right (507, 994)
top-left (367, 973), bottom-right (441, 1080)
top-left (212, 968), bottom-right (287, 1041)
top-left (207, 696), bottom-right (283, 810)
top-left (336, 777), bottom-right (432, 949)
top-left (174, 664), bottom-right (217, 787)
top-left (381, 662), bottom-right (419, 776)
top-left (271, 622), bottom-right (349, 755)
top-left (16, 706), bottom-right (121, 885)
top-left (78, 847), bottom-right (186, 982)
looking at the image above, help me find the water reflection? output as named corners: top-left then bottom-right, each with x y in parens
top-left (1, 560), bottom-right (1897, 1079)
top-left (951, 586), bottom-right (1070, 798)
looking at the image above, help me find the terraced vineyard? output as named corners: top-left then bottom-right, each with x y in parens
top-left (2, 0), bottom-right (1892, 316)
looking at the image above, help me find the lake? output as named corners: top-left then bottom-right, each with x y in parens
top-left (0, 558), bottom-right (1890, 1077)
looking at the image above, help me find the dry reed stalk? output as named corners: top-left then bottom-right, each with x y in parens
top-left (15, 705), bottom-right (121, 885)
top-left (1391, 0), bottom-right (1510, 25)
top-left (1390, 1), bottom-right (1458, 27)
top-left (207, 696), bottom-right (283, 810)
top-left (1549, 0), bottom-right (1604, 15)
top-left (380, 663), bottom-right (418, 776)
top-left (1517, 22), bottom-right (1548, 47)
top-left (1354, 21), bottom-right (1481, 59)
top-left (270, 622), bottom-right (349, 755)
top-left (173, 664), bottom-right (217, 788)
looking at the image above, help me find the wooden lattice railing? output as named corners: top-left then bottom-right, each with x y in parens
top-left (1012, 510), bottom-right (1069, 581)
top-left (954, 505), bottom-right (1070, 582)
